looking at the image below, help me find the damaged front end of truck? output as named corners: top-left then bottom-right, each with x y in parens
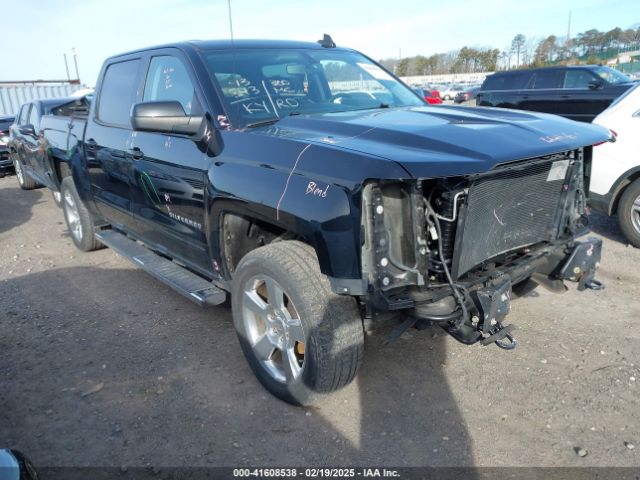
top-left (361, 147), bottom-right (604, 349)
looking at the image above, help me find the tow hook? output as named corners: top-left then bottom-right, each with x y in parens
top-left (479, 322), bottom-right (517, 350)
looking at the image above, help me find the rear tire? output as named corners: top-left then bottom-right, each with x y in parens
top-left (231, 241), bottom-right (364, 405)
top-left (60, 176), bottom-right (103, 252)
top-left (13, 157), bottom-right (37, 190)
top-left (617, 178), bottom-right (640, 248)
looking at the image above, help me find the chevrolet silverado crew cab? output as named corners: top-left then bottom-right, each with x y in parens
top-left (38, 37), bottom-right (610, 405)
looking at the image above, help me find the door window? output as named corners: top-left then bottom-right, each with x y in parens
top-left (482, 72), bottom-right (530, 90)
top-left (529, 70), bottom-right (563, 89)
top-left (97, 59), bottom-right (141, 126)
top-left (143, 56), bottom-right (201, 115)
top-left (563, 69), bottom-right (599, 89)
top-left (18, 105), bottom-right (30, 125)
top-left (28, 105), bottom-right (40, 130)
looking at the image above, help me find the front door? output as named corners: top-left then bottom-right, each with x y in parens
top-left (129, 53), bottom-right (211, 273)
top-left (560, 69), bottom-right (610, 122)
top-left (517, 69), bottom-right (563, 115)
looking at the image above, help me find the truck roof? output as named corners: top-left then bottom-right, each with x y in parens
top-left (107, 39), bottom-right (351, 60)
top-left (489, 65), bottom-right (615, 76)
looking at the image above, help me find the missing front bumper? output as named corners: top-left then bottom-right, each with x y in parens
top-left (415, 237), bottom-right (605, 348)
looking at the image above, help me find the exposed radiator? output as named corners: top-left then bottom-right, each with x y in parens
top-left (452, 156), bottom-right (576, 278)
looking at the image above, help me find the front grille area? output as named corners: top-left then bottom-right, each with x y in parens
top-left (452, 155), bottom-right (575, 278)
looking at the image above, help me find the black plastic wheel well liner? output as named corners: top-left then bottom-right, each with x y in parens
top-left (221, 212), bottom-right (292, 275)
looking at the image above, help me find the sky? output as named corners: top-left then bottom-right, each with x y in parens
top-left (1, 0), bottom-right (638, 86)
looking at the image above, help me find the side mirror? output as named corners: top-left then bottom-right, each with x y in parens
top-left (131, 101), bottom-right (203, 136)
top-left (19, 124), bottom-right (35, 136)
top-left (587, 80), bottom-right (603, 90)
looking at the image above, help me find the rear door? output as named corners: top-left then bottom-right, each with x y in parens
top-left (560, 68), bottom-right (610, 121)
top-left (477, 72), bottom-right (529, 109)
top-left (517, 69), bottom-right (563, 115)
top-left (128, 51), bottom-right (211, 272)
top-left (84, 57), bottom-right (144, 230)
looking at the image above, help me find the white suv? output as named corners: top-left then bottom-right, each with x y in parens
top-left (590, 83), bottom-right (640, 247)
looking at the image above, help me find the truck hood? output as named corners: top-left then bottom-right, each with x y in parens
top-left (256, 105), bottom-right (610, 178)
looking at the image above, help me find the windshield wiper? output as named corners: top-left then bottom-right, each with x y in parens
top-left (328, 103), bottom-right (392, 114)
top-left (245, 111), bottom-right (304, 128)
top-left (245, 117), bottom-right (281, 128)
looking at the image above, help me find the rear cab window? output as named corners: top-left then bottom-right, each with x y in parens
top-left (51, 97), bottom-right (92, 118)
top-left (97, 59), bottom-right (141, 127)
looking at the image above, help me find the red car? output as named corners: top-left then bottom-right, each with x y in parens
top-left (413, 87), bottom-right (442, 104)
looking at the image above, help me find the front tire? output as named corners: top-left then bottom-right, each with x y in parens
top-left (618, 178), bottom-right (640, 248)
top-left (60, 177), bottom-right (103, 252)
top-left (13, 157), bottom-right (37, 190)
top-left (231, 241), bottom-right (364, 405)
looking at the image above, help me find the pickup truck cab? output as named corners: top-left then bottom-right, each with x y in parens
top-left (44, 38), bottom-right (610, 405)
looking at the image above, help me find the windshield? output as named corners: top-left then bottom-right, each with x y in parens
top-left (203, 49), bottom-right (423, 127)
top-left (594, 66), bottom-right (631, 85)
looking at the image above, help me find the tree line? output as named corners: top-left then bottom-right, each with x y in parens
top-left (381, 24), bottom-right (640, 76)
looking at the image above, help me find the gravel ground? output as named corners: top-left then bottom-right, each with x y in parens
top-left (0, 175), bottom-right (638, 470)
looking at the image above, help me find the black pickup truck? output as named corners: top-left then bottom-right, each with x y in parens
top-left (39, 38), bottom-right (610, 405)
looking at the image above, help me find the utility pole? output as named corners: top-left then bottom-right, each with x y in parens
top-left (566, 11), bottom-right (572, 46)
top-left (63, 54), bottom-right (70, 81)
top-left (72, 47), bottom-right (80, 83)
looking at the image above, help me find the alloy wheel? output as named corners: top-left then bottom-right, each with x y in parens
top-left (241, 274), bottom-right (306, 384)
top-left (14, 159), bottom-right (24, 185)
top-left (631, 194), bottom-right (640, 235)
top-left (63, 190), bottom-right (83, 242)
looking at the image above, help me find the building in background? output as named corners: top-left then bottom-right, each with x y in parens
top-left (0, 80), bottom-right (86, 116)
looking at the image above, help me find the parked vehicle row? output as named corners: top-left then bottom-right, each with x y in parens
top-left (0, 115), bottom-right (15, 177)
top-left (454, 86), bottom-right (481, 104)
top-left (440, 84), bottom-right (465, 101)
top-left (477, 65), bottom-right (635, 122)
top-left (412, 87), bottom-right (443, 104)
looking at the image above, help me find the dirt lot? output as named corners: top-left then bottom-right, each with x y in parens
top-left (0, 175), bottom-right (638, 470)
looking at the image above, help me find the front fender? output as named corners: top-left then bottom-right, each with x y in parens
top-left (205, 130), bottom-right (410, 289)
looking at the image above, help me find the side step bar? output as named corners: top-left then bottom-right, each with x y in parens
top-left (95, 230), bottom-right (226, 307)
